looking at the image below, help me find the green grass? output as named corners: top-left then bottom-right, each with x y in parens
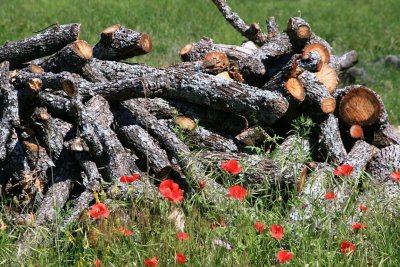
top-left (0, 0), bottom-right (399, 122)
top-left (1, 118), bottom-right (400, 266)
top-left (0, 1), bottom-right (400, 266)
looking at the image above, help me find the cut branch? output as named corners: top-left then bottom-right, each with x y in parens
top-left (211, 0), bottom-right (267, 45)
top-left (0, 24), bottom-right (80, 68)
top-left (93, 24), bottom-right (152, 61)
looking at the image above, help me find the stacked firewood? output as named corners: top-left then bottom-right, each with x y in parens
top-left (0, 0), bottom-right (399, 234)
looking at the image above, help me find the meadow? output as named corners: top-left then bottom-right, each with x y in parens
top-left (0, 0), bottom-right (399, 266)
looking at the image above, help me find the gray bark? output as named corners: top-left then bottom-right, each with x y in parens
top-left (0, 24), bottom-right (80, 68)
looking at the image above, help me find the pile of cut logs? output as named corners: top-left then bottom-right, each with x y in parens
top-left (1, 0), bottom-right (399, 233)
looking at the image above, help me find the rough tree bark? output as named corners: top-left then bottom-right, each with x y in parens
top-left (93, 24), bottom-right (152, 61)
top-left (211, 0), bottom-right (267, 45)
top-left (0, 24), bottom-right (80, 68)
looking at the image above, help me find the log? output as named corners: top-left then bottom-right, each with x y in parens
top-left (261, 53), bottom-right (324, 102)
top-left (31, 108), bottom-right (74, 160)
top-left (0, 23), bottom-right (80, 68)
top-left (367, 145), bottom-right (400, 182)
top-left (166, 100), bottom-right (248, 135)
top-left (298, 71), bottom-right (336, 114)
top-left (13, 71), bottom-right (78, 92)
top-left (211, 0), bottom-right (267, 45)
top-left (70, 69), bottom-right (289, 126)
top-left (238, 33), bottom-right (292, 84)
top-left (17, 150), bottom-right (79, 259)
top-left (36, 89), bottom-right (75, 121)
top-left (235, 126), bottom-right (271, 147)
top-left (330, 50), bottom-right (358, 71)
top-left (114, 114), bottom-right (177, 178)
top-left (342, 140), bottom-right (379, 178)
top-left (0, 61), bottom-right (19, 161)
top-left (266, 16), bottom-right (280, 38)
top-left (71, 95), bottom-right (140, 182)
top-left (302, 43), bottom-right (330, 67)
top-left (315, 64), bottom-right (338, 94)
top-left (335, 85), bottom-right (400, 147)
top-left (367, 145), bottom-right (400, 203)
top-left (39, 40), bottom-right (93, 73)
top-left (316, 114), bottom-right (347, 165)
top-left (286, 17), bottom-right (311, 49)
top-left (81, 58), bottom-right (156, 82)
top-left (180, 37), bottom-right (256, 64)
top-left (129, 98), bottom-right (178, 119)
top-left (336, 85), bottom-right (386, 126)
top-left (372, 124), bottom-right (400, 148)
top-left (4, 131), bottom-right (31, 186)
top-left (167, 51), bottom-right (230, 75)
top-left (93, 24), bottom-right (152, 61)
top-left (112, 100), bottom-right (229, 205)
top-left (167, 118), bottom-right (239, 152)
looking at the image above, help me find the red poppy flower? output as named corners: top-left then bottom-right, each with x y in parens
top-left (389, 172), bottom-right (400, 182)
top-left (120, 173), bottom-right (139, 183)
top-left (94, 259), bottom-right (101, 267)
top-left (198, 180), bottom-right (206, 189)
top-left (358, 205), bottom-right (368, 212)
top-left (276, 250), bottom-right (293, 263)
top-left (352, 223), bottom-right (366, 230)
top-left (221, 159), bottom-right (241, 175)
top-left (159, 179), bottom-right (184, 203)
top-left (324, 191), bottom-right (335, 200)
top-left (270, 224), bottom-right (284, 240)
top-left (144, 256), bottom-right (159, 266)
top-left (124, 229), bottom-right (133, 236)
top-left (88, 203), bottom-right (110, 220)
top-left (177, 232), bottom-right (189, 241)
top-left (254, 220), bottom-right (266, 233)
top-left (176, 252), bottom-right (186, 263)
top-left (340, 241), bottom-right (355, 253)
top-left (211, 219), bottom-right (226, 229)
top-left (227, 185), bottom-right (247, 201)
top-left (333, 165), bottom-right (353, 176)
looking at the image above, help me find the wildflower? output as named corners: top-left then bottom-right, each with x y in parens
top-left (120, 173), bottom-right (139, 183)
top-left (389, 171), bottom-right (400, 182)
top-left (254, 220), bottom-right (266, 233)
top-left (270, 224), bottom-right (284, 240)
top-left (88, 203), bottom-right (110, 220)
top-left (177, 232), bottom-right (190, 241)
top-left (352, 223), bottom-right (366, 231)
top-left (227, 185), bottom-right (247, 201)
top-left (144, 256), bottom-right (159, 266)
top-left (94, 259), bottom-right (101, 267)
top-left (340, 241), bottom-right (355, 253)
top-left (212, 219), bottom-right (226, 229)
top-left (124, 229), bottom-right (133, 236)
top-left (276, 250), bottom-right (293, 263)
top-left (221, 159), bottom-right (241, 175)
top-left (159, 179), bottom-right (184, 203)
top-left (358, 205), bottom-right (368, 212)
top-left (324, 191), bottom-right (335, 200)
top-left (198, 179), bottom-right (206, 189)
top-left (176, 253), bottom-right (186, 263)
top-left (213, 239), bottom-right (232, 250)
top-left (333, 165), bottom-right (353, 176)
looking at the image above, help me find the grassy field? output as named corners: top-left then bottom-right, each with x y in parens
top-left (0, 1), bottom-right (400, 266)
